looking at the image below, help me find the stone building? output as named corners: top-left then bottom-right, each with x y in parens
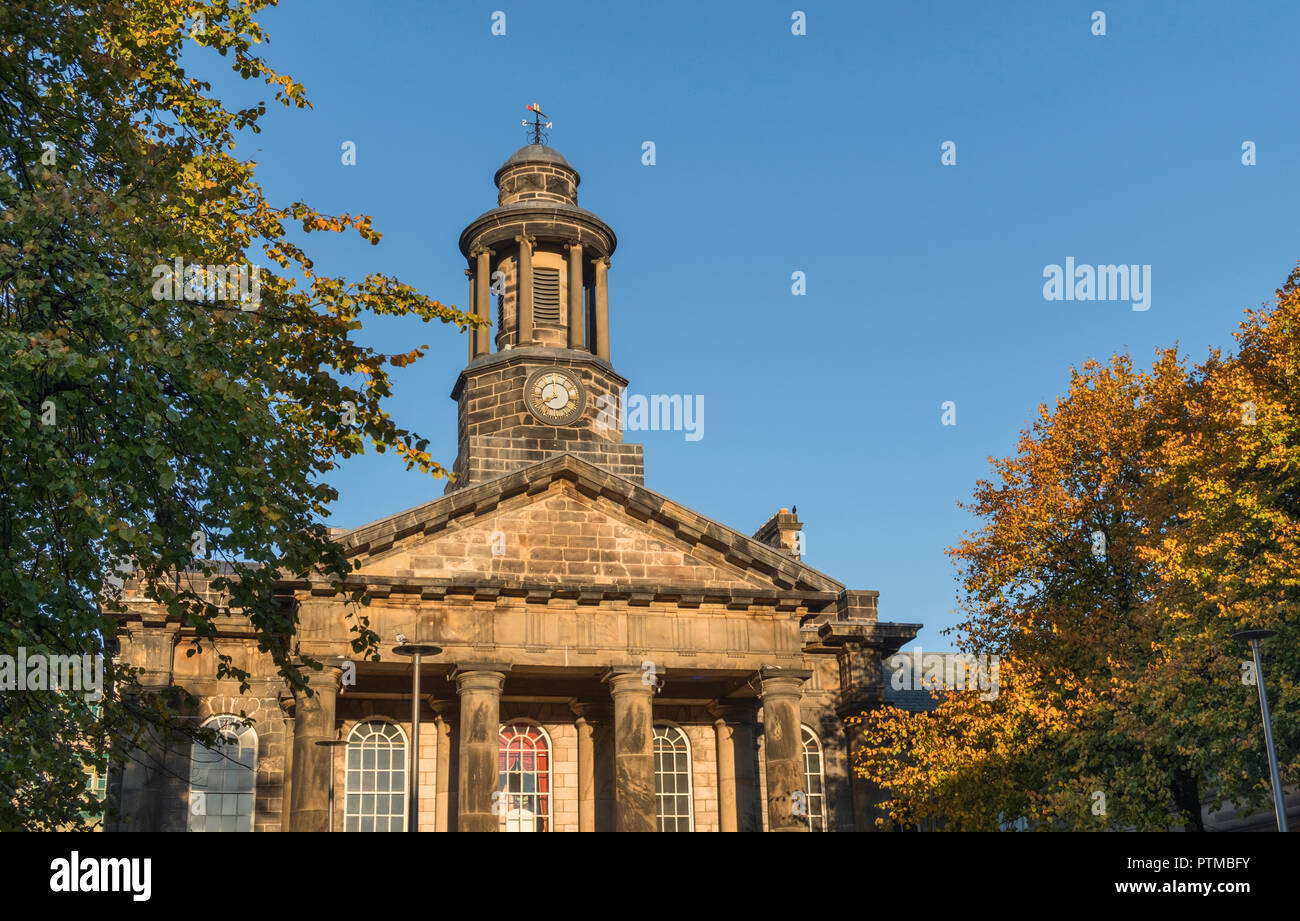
top-left (109, 141), bottom-right (919, 832)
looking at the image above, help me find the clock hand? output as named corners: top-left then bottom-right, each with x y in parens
top-left (546, 386), bottom-right (570, 410)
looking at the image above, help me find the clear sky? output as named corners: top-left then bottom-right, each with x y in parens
top-left (196, 1), bottom-right (1298, 647)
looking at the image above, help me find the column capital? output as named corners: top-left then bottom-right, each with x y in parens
top-left (591, 255), bottom-right (610, 268)
top-left (451, 664), bottom-right (511, 695)
top-left (469, 244), bottom-right (495, 258)
top-left (291, 657), bottom-right (347, 700)
top-left (569, 699), bottom-right (612, 722)
top-left (277, 687), bottom-right (296, 717)
top-left (757, 665), bottom-right (811, 697)
top-left (602, 665), bottom-right (661, 694)
top-left (121, 620), bottom-right (181, 688)
top-left (430, 698), bottom-right (459, 721)
top-left (514, 233), bottom-right (535, 247)
top-left (708, 699), bottom-right (758, 722)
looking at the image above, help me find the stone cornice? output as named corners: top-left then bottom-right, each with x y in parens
top-left (449, 345), bottom-right (627, 400)
top-left (281, 572), bottom-right (837, 613)
top-left (818, 620), bottom-right (921, 656)
top-left (459, 202), bottom-right (616, 259)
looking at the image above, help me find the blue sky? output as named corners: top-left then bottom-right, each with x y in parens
top-left (198, 1), bottom-right (1298, 646)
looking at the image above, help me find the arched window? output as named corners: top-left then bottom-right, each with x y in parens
top-left (188, 715), bottom-right (257, 832)
top-left (801, 726), bottom-right (827, 832)
top-left (345, 720), bottom-right (408, 832)
top-left (653, 724), bottom-right (694, 832)
top-left (498, 722), bottom-right (551, 832)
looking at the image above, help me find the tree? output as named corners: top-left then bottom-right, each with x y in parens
top-left (0, 0), bottom-right (480, 829)
top-left (854, 270), bottom-right (1298, 830)
top-left (1139, 265), bottom-right (1300, 826)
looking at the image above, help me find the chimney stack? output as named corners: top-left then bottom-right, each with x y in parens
top-left (753, 507), bottom-right (803, 560)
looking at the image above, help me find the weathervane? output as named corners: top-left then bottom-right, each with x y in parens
top-left (522, 103), bottom-right (552, 146)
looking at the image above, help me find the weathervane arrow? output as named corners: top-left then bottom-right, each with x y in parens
top-left (523, 103), bottom-right (552, 145)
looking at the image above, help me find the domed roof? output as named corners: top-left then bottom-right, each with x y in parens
top-left (494, 144), bottom-right (578, 185)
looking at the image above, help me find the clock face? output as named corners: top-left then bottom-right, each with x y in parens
top-left (524, 368), bottom-right (586, 426)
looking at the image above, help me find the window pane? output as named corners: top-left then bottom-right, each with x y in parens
top-left (188, 717), bottom-right (256, 833)
top-left (653, 725), bottom-right (693, 832)
top-left (801, 727), bottom-right (826, 832)
top-left (498, 723), bottom-right (551, 832)
top-left (344, 721), bottom-right (407, 832)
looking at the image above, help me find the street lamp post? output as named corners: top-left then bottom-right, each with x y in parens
top-left (392, 640), bottom-right (442, 833)
top-left (314, 736), bottom-right (349, 833)
top-left (1231, 629), bottom-right (1289, 832)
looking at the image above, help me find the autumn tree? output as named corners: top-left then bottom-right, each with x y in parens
top-left (1139, 266), bottom-right (1300, 827)
top-left (0, 0), bottom-right (479, 829)
top-left (855, 270), bottom-right (1298, 830)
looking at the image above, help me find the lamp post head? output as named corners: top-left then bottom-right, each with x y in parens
top-left (1230, 629), bottom-right (1277, 643)
top-left (393, 643), bottom-right (442, 658)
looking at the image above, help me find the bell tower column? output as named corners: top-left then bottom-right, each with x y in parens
top-left (473, 246), bottom-right (493, 358)
top-left (516, 234), bottom-right (534, 346)
top-left (566, 242), bottom-right (584, 349)
top-left (593, 256), bottom-right (610, 361)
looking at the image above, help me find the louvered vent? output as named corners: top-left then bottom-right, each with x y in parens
top-left (533, 267), bottom-right (561, 324)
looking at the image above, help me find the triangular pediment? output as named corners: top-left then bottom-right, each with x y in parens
top-left (335, 454), bottom-right (843, 596)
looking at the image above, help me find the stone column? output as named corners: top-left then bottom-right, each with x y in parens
top-left (454, 666), bottom-right (509, 832)
top-left (289, 659), bottom-right (344, 832)
top-left (593, 256), bottom-right (610, 361)
top-left (569, 701), bottom-right (608, 833)
top-left (604, 668), bottom-right (656, 832)
top-left (565, 242), bottom-right (584, 349)
top-left (758, 667), bottom-right (810, 833)
top-left (838, 707), bottom-right (879, 832)
top-left (593, 707), bottom-right (616, 831)
top-left (465, 267), bottom-right (477, 362)
top-left (474, 248), bottom-right (492, 358)
top-left (278, 690), bottom-right (296, 833)
top-left (731, 703), bottom-right (761, 832)
top-left (708, 703), bottom-right (743, 833)
top-left (111, 619), bottom-right (181, 832)
top-left (431, 699), bottom-right (458, 833)
top-left (515, 235), bottom-right (533, 346)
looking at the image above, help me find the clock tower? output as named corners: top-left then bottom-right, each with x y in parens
top-left (447, 138), bottom-right (644, 491)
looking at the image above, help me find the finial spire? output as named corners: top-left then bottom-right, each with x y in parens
top-left (522, 103), bottom-right (552, 146)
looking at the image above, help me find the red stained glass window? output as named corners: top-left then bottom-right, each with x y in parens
top-left (498, 722), bottom-right (551, 832)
